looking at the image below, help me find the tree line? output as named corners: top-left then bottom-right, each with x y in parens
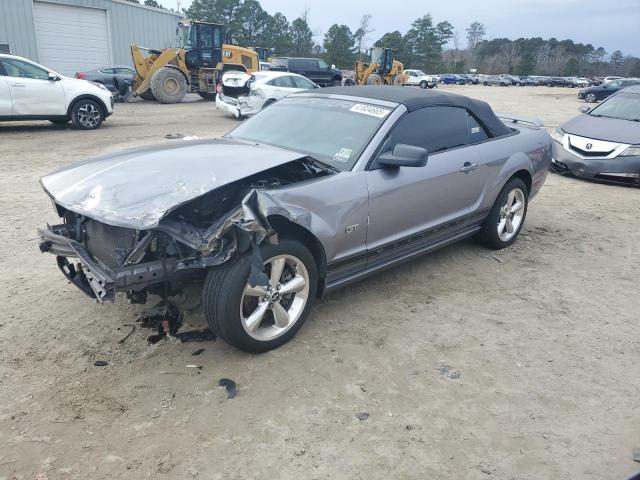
top-left (128, 0), bottom-right (640, 77)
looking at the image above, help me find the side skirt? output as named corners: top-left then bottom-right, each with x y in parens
top-left (324, 225), bottom-right (481, 293)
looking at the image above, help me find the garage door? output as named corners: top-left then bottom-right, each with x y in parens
top-left (33, 1), bottom-right (111, 76)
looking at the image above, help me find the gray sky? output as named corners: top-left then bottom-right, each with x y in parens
top-left (166, 0), bottom-right (640, 56)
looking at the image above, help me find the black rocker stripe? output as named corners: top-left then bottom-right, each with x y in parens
top-left (326, 208), bottom-right (491, 273)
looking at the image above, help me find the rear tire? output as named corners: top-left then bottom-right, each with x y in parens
top-left (474, 178), bottom-right (528, 250)
top-left (150, 67), bottom-right (187, 104)
top-left (203, 238), bottom-right (318, 352)
top-left (198, 92), bottom-right (216, 101)
top-left (71, 99), bottom-right (103, 130)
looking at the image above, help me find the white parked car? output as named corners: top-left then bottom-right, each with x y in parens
top-left (0, 54), bottom-right (114, 129)
top-left (403, 69), bottom-right (437, 89)
top-left (216, 70), bottom-right (318, 118)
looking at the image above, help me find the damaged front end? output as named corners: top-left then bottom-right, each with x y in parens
top-left (38, 156), bottom-right (333, 304)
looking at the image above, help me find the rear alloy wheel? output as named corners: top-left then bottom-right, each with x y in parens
top-left (585, 92), bottom-right (597, 103)
top-left (150, 67), bottom-right (187, 104)
top-left (419, 80), bottom-right (428, 89)
top-left (474, 178), bottom-right (528, 249)
top-left (203, 239), bottom-right (317, 352)
top-left (71, 100), bottom-right (102, 129)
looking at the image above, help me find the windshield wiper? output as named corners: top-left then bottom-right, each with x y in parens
top-left (305, 156), bottom-right (340, 173)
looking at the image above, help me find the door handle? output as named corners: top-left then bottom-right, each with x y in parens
top-left (11, 83), bottom-right (26, 87)
top-left (459, 162), bottom-right (478, 173)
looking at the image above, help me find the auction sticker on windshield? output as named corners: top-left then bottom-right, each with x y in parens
top-left (349, 104), bottom-right (391, 118)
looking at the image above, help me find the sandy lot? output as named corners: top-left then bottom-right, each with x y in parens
top-left (1, 86), bottom-right (638, 480)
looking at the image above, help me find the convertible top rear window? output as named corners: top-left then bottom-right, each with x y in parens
top-left (227, 96), bottom-right (393, 170)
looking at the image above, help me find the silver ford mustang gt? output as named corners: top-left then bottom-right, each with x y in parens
top-left (38, 86), bottom-right (551, 352)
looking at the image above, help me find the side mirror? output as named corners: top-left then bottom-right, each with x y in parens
top-left (314, 83), bottom-right (321, 89)
top-left (48, 72), bottom-right (60, 81)
top-left (374, 144), bottom-right (428, 168)
top-left (331, 64), bottom-right (336, 69)
top-left (248, 75), bottom-right (256, 89)
top-left (578, 105), bottom-right (591, 114)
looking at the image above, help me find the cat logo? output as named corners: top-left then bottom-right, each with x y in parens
top-left (223, 50), bottom-right (232, 58)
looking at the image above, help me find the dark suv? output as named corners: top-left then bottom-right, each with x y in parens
top-left (269, 57), bottom-right (342, 87)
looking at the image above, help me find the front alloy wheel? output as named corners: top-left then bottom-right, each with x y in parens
top-left (203, 238), bottom-right (317, 352)
top-left (71, 100), bottom-right (103, 129)
top-left (240, 255), bottom-right (310, 341)
top-left (585, 92), bottom-right (597, 103)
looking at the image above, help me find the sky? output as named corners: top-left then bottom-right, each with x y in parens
top-left (165, 0), bottom-right (640, 56)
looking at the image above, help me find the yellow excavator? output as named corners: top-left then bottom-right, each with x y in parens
top-left (131, 20), bottom-right (260, 103)
top-left (354, 47), bottom-right (405, 86)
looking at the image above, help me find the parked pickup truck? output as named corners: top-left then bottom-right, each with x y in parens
top-left (37, 87), bottom-right (551, 353)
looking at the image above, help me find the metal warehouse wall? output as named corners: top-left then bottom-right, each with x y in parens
top-left (0, 0), bottom-right (182, 66)
top-left (0, 0), bottom-right (39, 59)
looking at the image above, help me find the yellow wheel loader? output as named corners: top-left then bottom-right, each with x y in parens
top-left (354, 47), bottom-right (406, 86)
top-left (131, 20), bottom-right (260, 103)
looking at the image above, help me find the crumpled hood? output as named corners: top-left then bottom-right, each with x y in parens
top-left (561, 114), bottom-right (640, 144)
top-left (41, 138), bottom-right (307, 229)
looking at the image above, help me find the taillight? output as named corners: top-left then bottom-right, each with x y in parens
top-left (216, 84), bottom-right (222, 93)
top-left (75, 72), bottom-right (85, 79)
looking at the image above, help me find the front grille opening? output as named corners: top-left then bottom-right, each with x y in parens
top-left (569, 142), bottom-right (612, 157)
top-left (83, 219), bottom-right (138, 268)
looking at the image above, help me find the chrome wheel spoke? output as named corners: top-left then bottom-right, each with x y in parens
top-left (510, 201), bottom-right (523, 213)
top-left (245, 301), bottom-right (269, 332)
top-left (270, 258), bottom-right (286, 287)
top-left (270, 302), bottom-right (290, 328)
top-left (498, 218), bottom-right (507, 234)
top-left (245, 284), bottom-right (268, 297)
top-left (506, 190), bottom-right (515, 209)
top-left (279, 274), bottom-right (306, 295)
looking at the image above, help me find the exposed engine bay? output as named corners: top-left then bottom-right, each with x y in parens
top-left (39, 159), bottom-right (333, 304)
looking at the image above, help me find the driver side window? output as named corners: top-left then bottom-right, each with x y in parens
top-left (2, 58), bottom-right (49, 80)
top-left (380, 107), bottom-right (481, 156)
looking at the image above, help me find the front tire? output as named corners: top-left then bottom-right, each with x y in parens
top-left (203, 238), bottom-right (318, 352)
top-left (419, 80), bottom-right (428, 89)
top-left (71, 99), bottom-right (103, 129)
top-left (474, 178), bottom-right (528, 250)
top-left (150, 67), bottom-right (187, 104)
top-left (585, 92), bottom-right (597, 103)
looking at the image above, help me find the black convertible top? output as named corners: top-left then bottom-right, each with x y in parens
top-left (312, 86), bottom-right (512, 137)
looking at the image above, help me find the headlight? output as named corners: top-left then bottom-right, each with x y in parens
top-left (550, 128), bottom-right (564, 144)
top-left (93, 82), bottom-right (109, 91)
top-left (620, 146), bottom-right (640, 157)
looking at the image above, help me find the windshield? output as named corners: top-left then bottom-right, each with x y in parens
top-left (179, 24), bottom-right (196, 49)
top-left (589, 92), bottom-right (640, 122)
top-left (226, 96), bottom-right (394, 170)
top-left (416, 70), bottom-right (426, 76)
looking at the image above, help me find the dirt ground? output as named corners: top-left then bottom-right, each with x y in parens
top-left (1, 86), bottom-right (638, 480)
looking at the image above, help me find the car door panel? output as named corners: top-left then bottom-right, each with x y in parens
top-left (0, 76), bottom-right (12, 115)
top-left (2, 58), bottom-right (65, 115)
top-left (365, 106), bottom-right (492, 267)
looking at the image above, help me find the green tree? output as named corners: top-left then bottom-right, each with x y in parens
top-left (290, 17), bottom-right (314, 56)
top-left (323, 24), bottom-right (355, 69)
top-left (262, 12), bottom-right (293, 55)
top-left (405, 15), bottom-right (441, 71)
top-left (236, 0), bottom-right (268, 45)
top-left (144, 0), bottom-right (163, 7)
top-left (610, 50), bottom-right (624, 67)
top-left (374, 31), bottom-right (411, 67)
top-left (465, 21), bottom-right (486, 50)
top-left (187, 0), bottom-right (242, 36)
top-left (353, 14), bottom-right (373, 60)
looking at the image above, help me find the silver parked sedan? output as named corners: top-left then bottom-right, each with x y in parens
top-left (38, 87), bottom-right (551, 352)
top-left (551, 85), bottom-right (640, 185)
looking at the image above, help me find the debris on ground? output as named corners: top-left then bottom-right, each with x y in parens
top-left (138, 302), bottom-right (182, 343)
top-left (355, 412), bottom-right (369, 421)
top-left (478, 462), bottom-right (494, 475)
top-left (93, 360), bottom-right (108, 367)
top-left (176, 329), bottom-right (215, 343)
top-left (185, 365), bottom-right (203, 370)
top-left (436, 364), bottom-right (461, 379)
top-left (118, 324), bottom-right (136, 344)
top-left (191, 348), bottom-right (205, 356)
top-left (218, 378), bottom-right (237, 399)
